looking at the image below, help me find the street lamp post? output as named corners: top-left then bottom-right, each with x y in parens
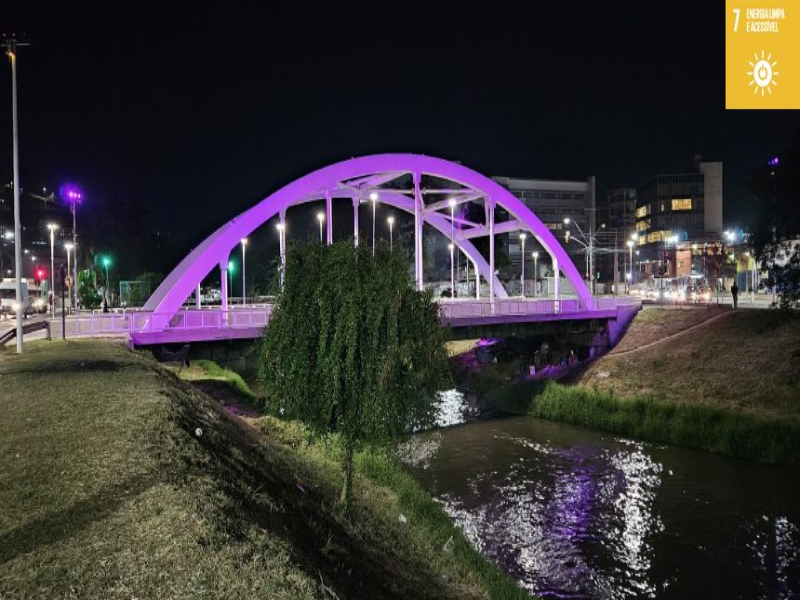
top-left (532, 251), bottom-right (539, 298)
top-left (627, 239), bottom-right (634, 292)
top-left (101, 255), bottom-right (111, 309)
top-left (64, 242), bottom-right (73, 314)
top-left (370, 192), bottom-right (378, 256)
top-left (240, 238), bottom-right (247, 306)
top-left (5, 38), bottom-right (25, 353)
top-left (47, 223), bottom-right (58, 317)
top-left (449, 198), bottom-right (457, 293)
top-left (520, 233), bottom-right (526, 297)
top-left (387, 216), bottom-right (394, 251)
top-left (563, 217), bottom-right (604, 294)
top-left (317, 212), bottom-right (324, 243)
top-left (227, 260), bottom-right (235, 304)
top-left (448, 243), bottom-right (455, 300)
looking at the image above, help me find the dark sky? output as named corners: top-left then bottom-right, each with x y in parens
top-left (3, 4), bottom-right (800, 252)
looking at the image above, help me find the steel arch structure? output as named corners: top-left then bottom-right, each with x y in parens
top-left (144, 154), bottom-right (593, 326)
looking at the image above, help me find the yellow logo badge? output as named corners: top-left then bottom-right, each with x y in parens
top-left (726, 2), bottom-right (799, 109)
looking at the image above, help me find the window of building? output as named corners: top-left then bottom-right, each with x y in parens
top-left (636, 220), bottom-right (651, 232)
top-left (671, 198), bottom-right (692, 211)
top-left (635, 204), bottom-right (651, 218)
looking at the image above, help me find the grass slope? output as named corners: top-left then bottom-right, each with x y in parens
top-left (0, 341), bottom-right (525, 599)
top-left (578, 308), bottom-right (800, 417)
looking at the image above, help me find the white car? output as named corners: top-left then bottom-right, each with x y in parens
top-left (0, 279), bottom-right (32, 318)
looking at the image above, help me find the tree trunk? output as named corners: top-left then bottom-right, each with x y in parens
top-left (339, 439), bottom-right (355, 511)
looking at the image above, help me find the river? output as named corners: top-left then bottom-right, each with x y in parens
top-left (405, 395), bottom-right (800, 599)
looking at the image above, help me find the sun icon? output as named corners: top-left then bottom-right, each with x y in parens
top-left (747, 51), bottom-right (779, 97)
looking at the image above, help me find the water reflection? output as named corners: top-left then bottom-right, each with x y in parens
top-left (405, 416), bottom-right (800, 599)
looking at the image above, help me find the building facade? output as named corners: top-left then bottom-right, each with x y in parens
top-left (634, 161), bottom-right (723, 280)
top-left (492, 175), bottom-right (596, 284)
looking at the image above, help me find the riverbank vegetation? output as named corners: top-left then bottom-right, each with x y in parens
top-left (0, 340), bottom-right (525, 599)
top-left (483, 308), bottom-right (800, 465)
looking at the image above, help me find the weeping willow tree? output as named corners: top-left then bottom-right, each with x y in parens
top-left (259, 241), bottom-right (451, 507)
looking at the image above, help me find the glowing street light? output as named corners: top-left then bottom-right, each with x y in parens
top-left (532, 251), bottom-right (539, 298)
top-left (387, 215), bottom-right (395, 251)
top-left (61, 183), bottom-right (83, 314)
top-left (240, 238), bottom-right (247, 306)
top-left (519, 233), bottom-right (526, 297)
top-left (227, 260), bottom-right (235, 301)
top-left (316, 212), bottom-right (324, 243)
top-left (370, 192), bottom-right (378, 256)
top-left (47, 223), bottom-right (58, 316)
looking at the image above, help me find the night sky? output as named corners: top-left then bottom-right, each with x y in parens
top-left (3, 4), bottom-right (800, 255)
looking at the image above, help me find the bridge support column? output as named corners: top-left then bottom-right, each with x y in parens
top-left (326, 188), bottom-right (333, 245)
top-left (196, 283), bottom-right (201, 309)
top-left (220, 263), bottom-right (228, 326)
top-left (488, 200), bottom-right (495, 306)
top-left (352, 197), bottom-right (359, 247)
top-left (413, 172), bottom-right (423, 291)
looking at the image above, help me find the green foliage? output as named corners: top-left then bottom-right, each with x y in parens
top-left (258, 242), bottom-right (452, 506)
top-left (507, 381), bottom-right (800, 466)
top-left (77, 268), bottom-right (102, 309)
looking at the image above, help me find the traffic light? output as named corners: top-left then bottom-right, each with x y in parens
top-left (35, 267), bottom-right (45, 284)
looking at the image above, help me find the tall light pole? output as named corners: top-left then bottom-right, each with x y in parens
top-left (64, 242), bottom-right (73, 313)
top-left (65, 187), bottom-right (82, 311)
top-left (240, 238), bottom-right (247, 306)
top-left (519, 233), bottom-right (526, 297)
top-left (448, 198), bottom-right (457, 292)
top-left (317, 212), bottom-right (324, 243)
top-left (627, 239), bottom-right (634, 291)
top-left (532, 251), bottom-right (539, 298)
top-left (276, 221), bottom-right (285, 291)
top-left (564, 217), bottom-right (604, 294)
top-left (448, 243), bottom-right (455, 299)
top-left (5, 38), bottom-right (25, 353)
top-left (47, 223), bottom-right (58, 317)
top-left (370, 192), bottom-right (378, 256)
top-left (101, 255), bottom-right (112, 309)
top-left (387, 216), bottom-right (394, 251)
top-left (227, 260), bottom-right (235, 303)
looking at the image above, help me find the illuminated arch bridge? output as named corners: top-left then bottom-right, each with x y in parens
top-left (64, 155), bottom-right (641, 345)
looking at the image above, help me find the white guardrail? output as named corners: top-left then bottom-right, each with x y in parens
top-left (436, 296), bottom-right (641, 319)
top-left (63, 306), bottom-right (274, 337)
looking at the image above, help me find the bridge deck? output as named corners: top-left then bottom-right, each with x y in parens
top-left (51, 298), bottom-right (641, 346)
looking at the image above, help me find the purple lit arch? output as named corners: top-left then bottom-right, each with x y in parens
top-left (144, 154), bottom-right (593, 322)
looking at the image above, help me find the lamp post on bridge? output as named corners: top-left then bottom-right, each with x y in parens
top-left (370, 192), bottom-right (378, 256)
top-left (627, 238), bottom-right (635, 292)
top-left (448, 243), bottom-right (455, 300)
top-left (240, 238), bottom-right (247, 306)
top-left (387, 216), bottom-right (394, 251)
top-left (519, 233), bottom-right (526, 297)
top-left (532, 251), bottom-right (539, 298)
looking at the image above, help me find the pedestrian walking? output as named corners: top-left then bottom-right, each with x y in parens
top-left (731, 282), bottom-right (739, 309)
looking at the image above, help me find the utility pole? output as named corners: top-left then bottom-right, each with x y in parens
top-left (4, 36), bottom-right (28, 353)
top-left (613, 229), bottom-right (618, 296)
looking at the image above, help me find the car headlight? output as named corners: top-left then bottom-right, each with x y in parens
top-left (11, 302), bottom-right (20, 312)
top-left (34, 299), bottom-right (44, 308)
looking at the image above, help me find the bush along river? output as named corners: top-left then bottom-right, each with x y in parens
top-left (410, 390), bottom-right (800, 599)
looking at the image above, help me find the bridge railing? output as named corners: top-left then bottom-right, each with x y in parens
top-left (62, 306), bottom-right (273, 337)
top-left (437, 298), bottom-right (585, 319)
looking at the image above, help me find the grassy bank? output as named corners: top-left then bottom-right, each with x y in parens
top-left (483, 308), bottom-right (800, 466)
top-left (0, 341), bottom-right (525, 599)
top-left (578, 308), bottom-right (800, 417)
